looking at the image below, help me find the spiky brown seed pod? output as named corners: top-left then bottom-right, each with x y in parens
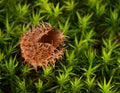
top-left (20, 22), bottom-right (66, 70)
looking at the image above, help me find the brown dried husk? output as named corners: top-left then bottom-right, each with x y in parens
top-left (20, 22), bottom-right (66, 70)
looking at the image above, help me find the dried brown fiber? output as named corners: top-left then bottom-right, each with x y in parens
top-left (20, 22), bottom-right (66, 70)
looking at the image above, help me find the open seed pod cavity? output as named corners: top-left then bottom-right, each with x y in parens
top-left (20, 22), bottom-right (66, 70)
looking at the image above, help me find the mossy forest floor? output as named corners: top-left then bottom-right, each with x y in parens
top-left (1, 0), bottom-right (120, 93)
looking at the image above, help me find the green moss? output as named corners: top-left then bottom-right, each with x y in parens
top-left (0, 0), bottom-right (120, 92)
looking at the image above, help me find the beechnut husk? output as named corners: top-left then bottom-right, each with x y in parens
top-left (20, 22), bottom-right (66, 70)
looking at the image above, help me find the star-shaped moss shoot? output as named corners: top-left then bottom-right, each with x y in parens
top-left (20, 22), bottom-right (66, 71)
